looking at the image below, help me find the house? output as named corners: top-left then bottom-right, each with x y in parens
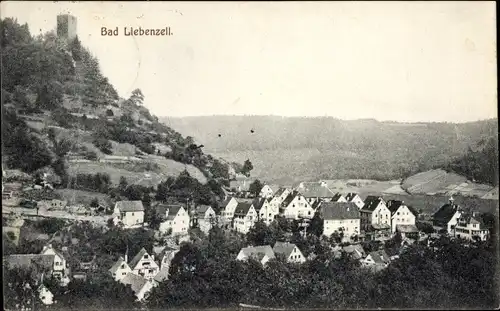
top-left (156, 204), bottom-right (190, 235)
top-left (361, 250), bottom-right (391, 271)
top-left (194, 205), bottom-right (216, 234)
top-left (40, 244), bottom-right (70, 283)
top-left (4, 244), bottom-right (69, 284)
top-left (387, 200), bottom-right (418, 234)
top-left (113, 201), bottom-right (144, 228)
top-left (259, 184), bottom-right (274, 198)
top-left (109, 257), bottom-right (132, 281)
top-left (453, 212), bottom-right (489, 241)
top-left (345, 193), bottom-right (364, 209)
top-left (269, 188), bottom-right (291, 208)
top-left (431, 196), bottom-right (463, 234)
top-left (331, 193), bottom-right (348, 203)
top-left (341, 244), bottom-right (366, 260)
top-left (229, 178), bottom-right (253, 194)
top-left (256, 197), bottom-right (279, 225)
top-left (154, 247), bottom-right (179, 282)
top-left (280, 191), bottom-right (315, 220)
top-left (296, 182), bottom-right (336, 204)
top-left (321, 202), bottom-right (361, 240)
top-left (360, 196), bottom-right (391, 238)
top-left (128, 248), bottom-right (160, 280)
top-left (273, 241), bottom-right (306, 264)
top-left (236, 245), bottom-right (275, 266)
top-left (120, 272), bottom-right (156, 301)
top-left (38, 284), bottom-right (54, 305)
top-left (220, 197), bottom-right (239, 222)
top-left (233, 202), bottom-right (258, 234)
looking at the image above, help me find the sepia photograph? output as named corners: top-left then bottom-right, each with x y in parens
top-left (1, 1), bottom-right (498, 310)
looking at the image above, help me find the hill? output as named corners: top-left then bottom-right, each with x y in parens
top-left (161, 115), bottom-right (498, 185)
top-left (1, 17), bottom-right (232, 206)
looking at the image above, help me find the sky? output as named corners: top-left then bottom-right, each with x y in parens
top-left (1, 1), bottom-right (497, 122)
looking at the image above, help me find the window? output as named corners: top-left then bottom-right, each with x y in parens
top-left (397, 212), bottom-right (400, 215)
top-left (122, 272), bottom-right (126, 275)
top-left (144, 255), bottom-right (149, 259)
top-left (121, 264), bottom-right (125, 269)
top-left (132, 212), bottom-right (135, 216)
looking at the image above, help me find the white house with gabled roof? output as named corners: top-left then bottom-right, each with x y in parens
top-left (113, 200), bottom-right (144, 228)
top-left (259, 184), bottom-right (274, 198)
top-left (280, 191), bottom-right (314, 220)
top-left (156, 204), bottom-right (190, 236)
top-left (273, 241), bottom-right (306, 264)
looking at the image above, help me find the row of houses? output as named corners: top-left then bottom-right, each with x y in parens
top-left (221, 181), bottom-right (490, 242)
top-left (236, 241), bottom-right (394, 272)
top-left (112, 200), bottom-right (216, 236)
top-left (4, 244), bottom-right (71, 305)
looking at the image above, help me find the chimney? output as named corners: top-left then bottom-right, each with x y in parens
top-left (125, 244), bottom-right (129, 263)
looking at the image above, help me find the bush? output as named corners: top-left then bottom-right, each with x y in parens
top-left (92, 137), bottom-right (112, 154)
top-left (85, 151), bottom-right (98, 161)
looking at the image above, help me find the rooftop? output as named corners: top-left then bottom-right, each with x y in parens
top-left (115, 201), bottom-right (144, 212)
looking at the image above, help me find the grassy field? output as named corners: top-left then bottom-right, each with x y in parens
top-left (68, 157), bottom-right (207, 187)
top-left (54, 189), bottom-right (112, 207)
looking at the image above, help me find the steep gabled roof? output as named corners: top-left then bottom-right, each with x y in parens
top-left (195, 205), bottom-right (212, 217)
top-left (128, 248), bottom-right (149, 270)
top-left (239, 245), bottom-right (275, 261)
top-left (121, 272), bottom-right (149, 295)
top-left (331, 193), bottom-right (345, 202)
top-left (274, 188), bottom-right (288, 197)
top-left (368, 250), bottom-right (390, 264)
top-left (298, 184), bottom-right (335, 198)
top-left (234, 202), bottom-right (253, 216)
top-left (156, 204), bottom-right (184, 220)
top-left (252, 198), bottom-right (266, 211)
top-left (109, 257), bottom-right (129, 274)
top-left (321, 202), bottom-right (360, 220)
top-left (221, 197), bottom-right (235, 209)
top-left (432, 202), bottom-right (460, 223)
top-left (361, 196), bottom-right (385, 212)
top-left (342, 244), bottom-right (366, 260)
top-left (387, 200), bottom-right (419, 216)
top-left (115, 201), bottom-right (144, 212)
top-left (281, 191), bottom-right (300, 208)
top-left (311, 200), bottom-right (322, 211)
top-left (345, 193), bottom-right (360, 201)
top-left (273, 242), bottom-right (299, 258)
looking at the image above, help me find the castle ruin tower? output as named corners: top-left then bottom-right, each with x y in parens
top-left (57, 14), bottom-right (77, 42)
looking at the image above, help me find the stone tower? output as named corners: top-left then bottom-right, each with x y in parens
top-left (57, 14), bottom-right (77, 42)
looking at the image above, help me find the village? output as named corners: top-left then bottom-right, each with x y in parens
top-left (2, 170), bottom-right (493, 307)
top-left (1, 4), bottom-right (498, 310)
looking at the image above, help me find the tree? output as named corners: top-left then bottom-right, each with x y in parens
top-left (90, 197), bottom-right (99, 208)
top-left (209, 159), bottom-right (230, 180)
top-left (308, 212), bottom-right (324, 238)
top-left (246, 220), bottom-right (278, 246)
top-left (129, 88), bottom-right (144, 106)
top-left (70, 35), bottom-right (82, 61)
top-left (241, 159), bottom-right (254, 177)
top-left (249, 179), bottom-right (264, 197)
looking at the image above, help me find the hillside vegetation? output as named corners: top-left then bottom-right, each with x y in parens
top-left (1, 18), bottom-right (244, 208)
top-left (162, 115), bottom-right (498, 185)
